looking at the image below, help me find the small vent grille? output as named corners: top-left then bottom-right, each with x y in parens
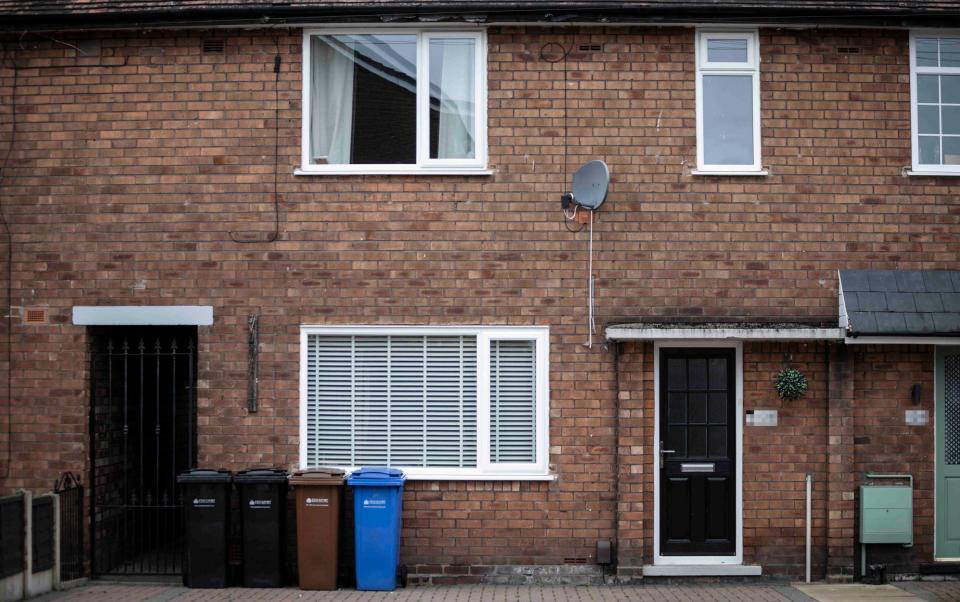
top-left (24, 309), bottom-right (47, 324)
top-left (564, 557), bottom-right (588, 564)
top-left (578, 44), bottom-right (602, 53)
top-left (838, 47), bottom-right (861, 54)
top-left (202, 38), bottom-right (226, 54)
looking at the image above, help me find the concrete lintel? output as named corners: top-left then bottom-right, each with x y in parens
top-left (72, 306), bottom-right (213, 326)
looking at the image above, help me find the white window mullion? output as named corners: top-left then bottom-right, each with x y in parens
top-left (416, 31), bottom-right (428, 168)
top-left (386, 336), bottom-right (392, 466)
top-left (458, 336), bottom-right (465, 467)
top-left (350, 335), bottom-right (356, 466)
top-left (476, 333), bottom-right (492, 473)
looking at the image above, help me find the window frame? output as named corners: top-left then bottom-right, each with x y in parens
top-left (298, 325), bottom-right (551, 480)
top-left (695, 29), bottom-right (763, 174)
top-left (910, 30), bottom-right (960, 175)
top-left (299, 28), bottom-right (489, 176)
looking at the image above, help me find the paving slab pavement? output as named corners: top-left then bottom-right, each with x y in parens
top-left (24, 581), bottom-right (960, 602)
top-left (794, 584), bottom-right (920, 602)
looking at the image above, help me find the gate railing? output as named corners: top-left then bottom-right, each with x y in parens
top-left (54, 472), bottom-right (83, 581)
top-left (90, 332), bottom-right (195, 577)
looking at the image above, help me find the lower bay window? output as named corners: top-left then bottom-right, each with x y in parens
top-left (298, 326), bottom-right (550, 479)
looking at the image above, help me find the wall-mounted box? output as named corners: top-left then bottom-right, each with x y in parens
top-left (860, 484), bottom-right (913, 545)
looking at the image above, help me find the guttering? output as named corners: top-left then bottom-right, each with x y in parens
top-left (1, 4), bottom-right (957, 33)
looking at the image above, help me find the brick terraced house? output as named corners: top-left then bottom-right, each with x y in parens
top-left (0, 0), bottom-right (959, 586)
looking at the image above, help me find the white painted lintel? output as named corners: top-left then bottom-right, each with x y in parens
top-left (643, 564), bottom-right (763, 577)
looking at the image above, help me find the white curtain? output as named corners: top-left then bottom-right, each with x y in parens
top-left (434, 40), bottom-right (475, 159)
top-left (311, 37), bottom-right (354, 165)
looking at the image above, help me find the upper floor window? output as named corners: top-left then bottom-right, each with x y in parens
top-left (300, 29), bottom-right (488, 175)
top-left (695, 30), bottom-right (762, 174)
top-left (911, 33), bottom-right (960, 173)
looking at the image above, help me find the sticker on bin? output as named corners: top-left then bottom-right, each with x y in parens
top-left (362, 498), bottom-right (387, 509)
top-left (193, 497), bottom-right (216, 508)
top-left (306, 497), bottom-right (329, 507)
top-left (249, 499), bottom-right (272, 509)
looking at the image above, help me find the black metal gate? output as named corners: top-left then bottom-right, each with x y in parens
top-left (89, 327), bottom-right (197, 577)
top-left (55, 472), bottom-right (84, 581)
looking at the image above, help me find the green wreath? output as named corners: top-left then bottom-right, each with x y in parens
top-left (775, 368), bottom-right (807, 401)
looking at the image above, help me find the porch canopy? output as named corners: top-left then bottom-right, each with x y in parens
top-left (839, 269), bottom-right (960, 344)
top-left (605, 321), bottom-right (844, 341)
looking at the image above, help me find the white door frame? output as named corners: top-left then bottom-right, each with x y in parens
top-left (653, 340), bottom-right (744, 565)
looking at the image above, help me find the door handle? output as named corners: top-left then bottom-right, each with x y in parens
top-left (660, 442), bottom-right (676, 469)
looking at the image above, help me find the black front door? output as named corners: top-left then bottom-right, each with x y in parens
top-left (659, 348), bottom-right (736, 556)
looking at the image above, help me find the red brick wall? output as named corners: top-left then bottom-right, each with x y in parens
top-left (853, 345), bottom-right (935, 573)
top-left (0, 25), bottom-right (956, 576)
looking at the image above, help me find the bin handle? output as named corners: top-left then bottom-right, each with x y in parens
top-left (864, 473), bottom-right (912, 489)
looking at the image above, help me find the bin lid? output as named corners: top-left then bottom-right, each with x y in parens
top-left (289, 467), bottom-right (346, 486)
top-left (234, 467), bottom-right (288, 484)
top-left (346, 466), bottom-right (406, 486)
top-left (176, 468), bottom-right (232, 484)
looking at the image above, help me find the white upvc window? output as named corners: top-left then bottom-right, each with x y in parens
top-left (695, 29), bottom-right (763, 174)
top-left (299, 28), bottom-right (488, 175)
top-left (298, 326), bottom-right (550, 480)
top-left (910, 32), bottom-right (960, 174)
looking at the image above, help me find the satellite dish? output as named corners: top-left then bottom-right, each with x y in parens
top-left (571, 160), bottom-right (609, 210)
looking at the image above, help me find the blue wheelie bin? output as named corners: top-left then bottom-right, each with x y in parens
top-left (347, 467), bottom-right (406, 591)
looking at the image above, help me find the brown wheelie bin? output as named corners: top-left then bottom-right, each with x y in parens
top-left (289, 468), bottom-right (345, 590)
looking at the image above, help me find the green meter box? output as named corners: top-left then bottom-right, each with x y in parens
top-left (859, 484), bottom-right (913, 545)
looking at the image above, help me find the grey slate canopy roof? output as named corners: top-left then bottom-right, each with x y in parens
top-left (839, 269), bottom-right (960, 337)
top-left (1, 0), bottom-right (959, 30)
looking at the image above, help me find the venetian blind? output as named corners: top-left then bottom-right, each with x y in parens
top-left (305, 334), bottom-right (477, 468)
top-left (489, 339), bottom-right (537, 463)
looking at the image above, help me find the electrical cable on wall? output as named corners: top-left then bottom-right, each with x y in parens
top-left (230, 35), bottom-right (282, 243)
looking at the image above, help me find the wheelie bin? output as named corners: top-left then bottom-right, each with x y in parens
top-left (289, 468), bottom-right (345, 590)
top-left (347, 467), bottom-right (406, 591)
top-left (234, 468), bottom-right (288, 587)
top-left (177, 468), bottom-right (233, 588)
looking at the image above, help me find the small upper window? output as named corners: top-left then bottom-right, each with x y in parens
top-left (911, 33), bottom-right (960, 173)
top-left (301, 29), bottom-right (487, 174)
top-left (695, 30), bottom-right (762, 173)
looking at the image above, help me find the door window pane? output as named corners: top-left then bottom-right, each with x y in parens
top-left (429, 38), bottom-right (477, 160)
top-left (707, 38), bottom-right (748, 63)
top-left (703, 74), bottom-right (754, 166)
top-left (945, 354), bottom-right (960, 465)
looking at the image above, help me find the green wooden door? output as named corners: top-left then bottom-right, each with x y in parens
top-left (936, 346), bottom-right (960, 560)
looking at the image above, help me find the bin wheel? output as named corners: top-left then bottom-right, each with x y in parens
top-left (399, 564), bottom-right (408, 588)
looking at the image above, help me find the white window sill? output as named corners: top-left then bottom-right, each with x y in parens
top-left (690, 169), bottom-right (769, 177)
top-left (905, 169), bottom-right (960, 177)
top-left (404, 472), bottom-right (556, 481)
top-left (294, 168), bottom-right (495, 177)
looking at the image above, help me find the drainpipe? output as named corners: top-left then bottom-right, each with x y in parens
top-left (612, 340), bottom-right (622, 575)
